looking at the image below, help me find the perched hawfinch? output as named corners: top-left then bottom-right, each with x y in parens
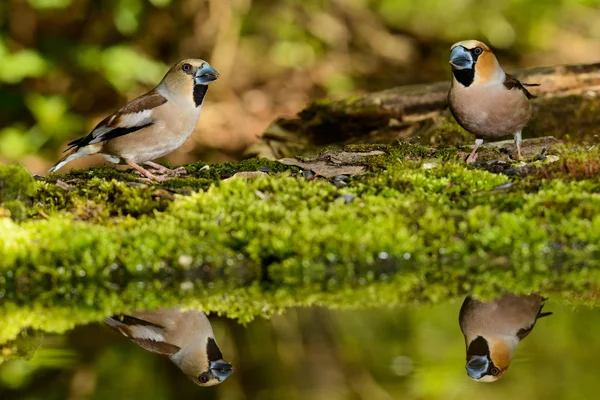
top-left (48, 59), bottom-right (219, 181)
top-left (458, 293), bottom-right (552, 382)
top-left (105, 308), bottom-right (234, 387)
top-left (447, 40), bottom-right (539, 163)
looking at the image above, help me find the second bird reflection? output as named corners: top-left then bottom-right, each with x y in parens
top-left (459, 293), bottom-right (552, 382)
top-left (104, 307), bottom-right (233, 387)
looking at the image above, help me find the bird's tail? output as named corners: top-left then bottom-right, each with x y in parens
top-left (537, 299), bottom-right (553, 320)
top-left (48, 145), bottom-right (100, 173)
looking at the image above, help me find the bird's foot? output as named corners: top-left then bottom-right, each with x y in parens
top-left (515, 146), bottom-right (522, 161)
top-left (137, 174), bottom-right (172, 183)
top-left (144, 161), bottom-right (188, 176)
top-left (169, 166), bottom-right (188, 175)
top-left (466, 139), bottom-right (483, 164)
top-left (465, 151), bottom-right (479, 164)
top-left (147, 167), bottom-right (187, 177)
top-left (127, 161), bottom-right (173, 183)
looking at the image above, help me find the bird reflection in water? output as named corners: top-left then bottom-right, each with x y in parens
top-left (104, 308), bottom-right (233, 387)
top-left (459, 293), bottom-right (552, 382)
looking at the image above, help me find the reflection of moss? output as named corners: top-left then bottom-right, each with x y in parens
top-left (1, 145), bottom-right (600, 344)
top-left (0, 329), bottom-right (43, 364)
top-left (0, 263), bottom-right (598, 346)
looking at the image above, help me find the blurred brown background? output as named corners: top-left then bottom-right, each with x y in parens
top-left (1, 0), bottom-right (600, 175)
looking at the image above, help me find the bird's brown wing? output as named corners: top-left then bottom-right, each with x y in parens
top-left (503, 74), bottom-right (539, 100)
top-left (129, 338), bottom-right (181, 356)
top-left (104, 314), bottom-right (182, 356)
top-left (458, 295), bottom-right (475, 335)
top-left (65, 92), bottom-right (167, 152)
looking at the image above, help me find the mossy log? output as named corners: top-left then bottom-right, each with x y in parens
top-left (245, 63), bottom-right (600, 159)
top-left (2, 142), bottom-right (600, 346)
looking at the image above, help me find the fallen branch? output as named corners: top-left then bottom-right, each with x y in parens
top-left (245, 63), bottom-right (600, 159)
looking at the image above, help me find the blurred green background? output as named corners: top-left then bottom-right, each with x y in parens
top-left (1, 301), bottom-right (599, 400)
top-left (2, 0), bottom-right (600, 174)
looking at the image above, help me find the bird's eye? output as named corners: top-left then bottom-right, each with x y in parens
top-left (490, 367), bottom-right (501, 376)
top-left (198, 374), bottom-right (210, 384)
top-left (182, 63), bottom-right (192, 73)
top-left (473, 47), bottom-right (483, 56)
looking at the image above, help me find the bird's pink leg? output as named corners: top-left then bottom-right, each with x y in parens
top-left (514, 131), bottom-right (523, 161)
top-left (144, 161), bottom-right (187, 176)
top-left (466, 139), bottom-right (484, 164)
top-left (126, 160), bottom-right (170, 182)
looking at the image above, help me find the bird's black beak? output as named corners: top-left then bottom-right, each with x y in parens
top-left (449, 46), bottom-right (474, 70)
top-left (195, 63), bottom-right (220, 85)
top-left (466, 355), bottom-right (489, 380)
top-left (210, 359), bottom-right (234, 382)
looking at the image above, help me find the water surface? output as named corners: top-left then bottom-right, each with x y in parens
top-left (1, 300), bottom-right (598, 400)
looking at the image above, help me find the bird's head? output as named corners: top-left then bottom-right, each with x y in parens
top-left (449, 40), bottom-right (504, 87)
top-left (465, 336), bottom-right (513, 382)
top-left (160, 59), bottom-right (220, 106)
top-left (167, 59), bottom-right (220, 85)
top-left (178, 337), bottom-right (234, 387)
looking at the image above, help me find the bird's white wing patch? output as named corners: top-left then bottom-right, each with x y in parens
top-left (118, 109), bottom-right (154, 128)
top-left (88, 126), bottom-right (113, 143)
top-left (87, 109), bottom-right (154, 144)
top-left (128, 325), bottom-right (166, 342)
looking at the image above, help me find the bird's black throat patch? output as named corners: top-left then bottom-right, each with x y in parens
top-left (467, 336), bottom-right (490, 358)
top-left (193, 85), bottom-right (208, 107)
top-left (206, 337), bottom-right (223, 362)
top-left (467, 336), bottom-right (500, 377)
top-left (453, 68), bottom-right (475, 87)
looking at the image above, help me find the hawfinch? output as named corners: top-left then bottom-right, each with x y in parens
top-left (105, 308), bottom-right (234, 387)
top-left (447, 40), bottom-right (539, 163)
top-left (49, 59), bottom-right (219, 181)
top-left (459, 293), bottom-right (552, 382)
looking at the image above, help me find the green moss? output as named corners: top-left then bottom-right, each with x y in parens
top-left (343, 144), bottom-right (392, 153)
top-left (0, 164), bottom-right (37, 201)
top-left (48, 165), bottom-right (141, 182)
top-left (363, 154), bottom-right (391, 172)
top-left (33, 178), bottom-right (172, 220)
top-left (156, 177), bottom-right (216, 193)
top-left (0, 164), bottom-right (38, 221)
top-left (419, 116), bottom-right (474, 146)
top-left (2, 147), bottom-right (600, 345)
top-left (185, 158), bottom-right (298, 178)
top-left (29, 158), bottom-right (300, 220)
top-left (533, 144), bottom-right (600, 181)
top-left (390, 141), bottom-right (430, 159)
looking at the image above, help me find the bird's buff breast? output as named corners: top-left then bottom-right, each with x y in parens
top-left (449, 84), bottom-right (532, 139)
top-left (102, 109), bottom-right (201, 163)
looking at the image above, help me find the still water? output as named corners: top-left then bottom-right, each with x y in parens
top-left (1, 296), bottom-right (598, 400)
